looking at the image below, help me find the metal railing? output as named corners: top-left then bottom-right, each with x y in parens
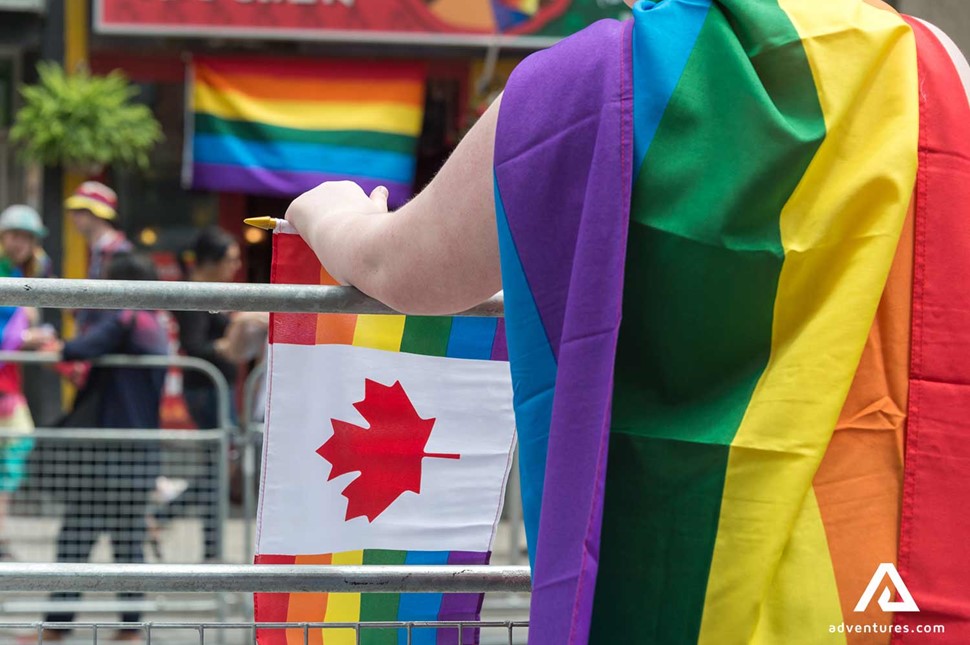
top-left (0, 565), bottom-right (532, 645)
top-left (3, 621), bottom-right (531, 644)
top-left (0, 278), bottom-right (504, 316)
top-left (0, 563), bottom-right (532, 593)
top-left (0, 351), bottom-right (235, 431)
top-left (239, 361), bottom-right (268, 565)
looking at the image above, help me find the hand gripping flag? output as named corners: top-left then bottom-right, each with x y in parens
top-left (255, 222), bottom-right (516, 645)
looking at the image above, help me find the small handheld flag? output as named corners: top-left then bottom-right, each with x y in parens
top-left (255, 226), bottom-right (516, 645)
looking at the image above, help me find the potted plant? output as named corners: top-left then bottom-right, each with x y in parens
top-left (10, 62), bottom-right (162, 176)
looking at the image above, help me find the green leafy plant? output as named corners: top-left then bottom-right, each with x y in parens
top-left (10, 62), bottom-right (162, 173)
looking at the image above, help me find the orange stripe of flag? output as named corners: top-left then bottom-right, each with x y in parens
top-left (286, 554), bottom-right (334, 645)
top-left (315, 266), bottom-right (358, 345)
top-left (813, 203), bottom-right (913, 643)
top-left (196, 70), bottom-right (425, 107)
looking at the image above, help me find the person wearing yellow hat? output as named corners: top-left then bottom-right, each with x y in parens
top-left (0, 205), bottom-right (53, 280)
top-left (64, 181), bottom-right (132, 282)
top-left (64, 182), bottom-right (133, 334)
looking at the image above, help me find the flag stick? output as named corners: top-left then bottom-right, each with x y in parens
top-left (244, 216), bottom-right (279, 231)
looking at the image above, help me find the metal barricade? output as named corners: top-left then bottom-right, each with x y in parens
top-left (239, 361), bottom-right (267, 567)
top-left (0, 352), bottom-right (238, 623)
top-left (0, 564), bottom-right (531, 644)
top-left (0, 278), bottom-right (504, 316)
top-left (0, 278), bottom-right (524, 639)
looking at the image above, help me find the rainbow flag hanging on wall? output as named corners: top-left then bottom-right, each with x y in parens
top-left (255, 223), bottom-right (515, 645)
top-left (184, 57), bottom-right (426, 206)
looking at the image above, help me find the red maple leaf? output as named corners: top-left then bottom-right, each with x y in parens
top-left (316, 379), bottom-right (459, 522)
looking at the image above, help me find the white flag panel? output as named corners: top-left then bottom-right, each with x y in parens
top-left (256, 343), bottom-right (516, 554)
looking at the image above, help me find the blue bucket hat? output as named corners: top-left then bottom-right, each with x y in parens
top-left (0, 205), bottom-right (48, 238)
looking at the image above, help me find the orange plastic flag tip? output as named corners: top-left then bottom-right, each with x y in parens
top-left (243, 216), bottom-right (278, 231)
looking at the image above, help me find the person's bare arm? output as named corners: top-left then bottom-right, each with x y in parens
top-left (285, 96), bottom-right (502, 315)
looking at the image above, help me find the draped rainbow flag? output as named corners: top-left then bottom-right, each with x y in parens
top-left (255, 223), bottom-right (515, 645)
top-left (185, 57), bottom-right (426, 206)
top-left (495, 0), bottom-right (970, 643)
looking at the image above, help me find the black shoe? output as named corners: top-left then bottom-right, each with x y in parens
top-left (0, 540), bottom-right (17, 562)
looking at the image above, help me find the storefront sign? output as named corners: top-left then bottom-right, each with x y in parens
top-left (94, 0), bottom-right (631, 46)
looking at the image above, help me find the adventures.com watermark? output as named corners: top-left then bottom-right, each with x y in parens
top-left (828, 563), bottom-right (945, 636)
top-left (829, 623), bottom-right (945, 636)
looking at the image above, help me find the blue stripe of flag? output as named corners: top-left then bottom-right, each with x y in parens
top-left (397, 551), bottom-right (449, 645)
top-left (445, 318), bottom-right (498, 360)
top-left (193, 133), bottom-right (416, 183)
top-left (631, 0), bottom-right (712, 173)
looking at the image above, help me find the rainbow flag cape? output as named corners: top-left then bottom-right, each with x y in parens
top-left (254, 224), bottom-right (515, 645)
top-left (185, 57), bottom-right (426, 206)
top-left (495, 0), bottom-right (970, 642)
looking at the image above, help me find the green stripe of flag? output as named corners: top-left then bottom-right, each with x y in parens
top-left (590, 1), bottom-right (826, 642)
top-left (194, 112), bottom-right (418, 155)
top-left (360, 550), bottom-right (409, 645)
top-left (400, 317), bottom-right (454, 357)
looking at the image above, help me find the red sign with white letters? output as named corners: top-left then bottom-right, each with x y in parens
top-left (94, 0), bottom-right (629, 43)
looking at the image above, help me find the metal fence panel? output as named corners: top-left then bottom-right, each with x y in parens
top-left (0, 620), bottom-right (530, 645)
top-left (0, 566), bottom-right (531, 644)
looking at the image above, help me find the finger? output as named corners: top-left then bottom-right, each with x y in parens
top-left (369, 186), bottom-right (390, 212)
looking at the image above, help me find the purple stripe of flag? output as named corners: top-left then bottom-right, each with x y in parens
top-left (192, 163), bottom-right (412, 208)
top-left (436, 551), bottom-right (491, 645)
top-left (494, 18), bottom-right (633, 643)
top-left (490, 320), bottom-right (509, 361)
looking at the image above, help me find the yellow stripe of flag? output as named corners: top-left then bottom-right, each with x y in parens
top-left (193, 82), bottom-right (424, 136)
top-left (352, 315), bottom-right (407, 352)
top-left (698, 2), bottom-right (919, 643)
top-left (324, 550), bottom-right (365, 645)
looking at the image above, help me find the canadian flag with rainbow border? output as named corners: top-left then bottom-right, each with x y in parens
top-left (255, 222), bottom-right (517, 645)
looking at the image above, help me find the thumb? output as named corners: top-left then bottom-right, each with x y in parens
top-left (369, 185), bottom-right (390, 212)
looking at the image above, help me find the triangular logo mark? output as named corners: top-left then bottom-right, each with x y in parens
top-left (854, 563), bottom-right (919, 613)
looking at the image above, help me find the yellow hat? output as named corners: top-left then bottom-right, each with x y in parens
top-left (64, 181), bottom-right (118, 221)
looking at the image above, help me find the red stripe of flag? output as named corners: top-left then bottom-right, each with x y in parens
top-left (896, 17), bottom-right (970, 642)
top-left (195, 56), bottom-right (427, 84)
top-left (270, 230), bottom-right (323, 346)
top-left (254, 554), bottom-right (297, 645)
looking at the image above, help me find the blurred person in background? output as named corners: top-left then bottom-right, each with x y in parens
top-left (0, 204), bottom-right (54, 280)
top-left (174, 227), bottom-right (267, 429)
top-left (0, 305), bottom-right (53, 561)
top-left (65, 181), bottom-right (130, 281)
top-left (41, 253), bottom-right (168, 642)
top-left (150, 227), bottom-right (267, 562)
top-left (0, 205), bottom-right (56, 560)
top-left (64, 181), bottom-right (132, 334)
